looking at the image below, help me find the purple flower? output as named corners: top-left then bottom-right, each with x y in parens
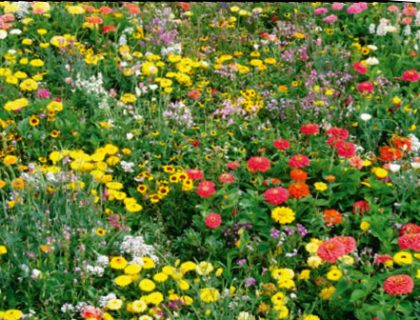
top-left (237, 259), bottom-right (247, 266)
top-left (297, 223), bottom-right (308, 237)
top-left (271, 228), bottom-right (281, 239)
top-left (244, 277), bottom-right (256, 287)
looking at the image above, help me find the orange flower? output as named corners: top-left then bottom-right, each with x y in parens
top-left (288, 182), bottom-right (310, 199)
top-left (290, 168), bottom-right (307, 181)
top-left (323, 209), bottom-right (343, 226)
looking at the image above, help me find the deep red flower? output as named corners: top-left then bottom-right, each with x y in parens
top-left (288, 154), bottom-right (310, 168)
top-left (102, 25), bottom-right (116, 33)
top-left (205, 213), bottom-right (222, 229)
top-left (398, 233), bottom-right (420, 251)
top-left (383, 274), bottom-right (414, 296)
top-left (247, 157), bottom-right (271, 173)
top-left (352, 200), bottom-right (370, 215)
top-left (300, 123), bottom-right (319, 135)
top-left (318, 238), bottom-right (346, 263)
top-left (273, 138), bottom-right (290, 151)
top-left (263, 187), bottom-right (289, 205)
top-left (357, 81), bottom-right (374, 93)
top-left (196, 180), bottom-right (216, 198)
top-left (353, 61), bottom-right (367, 74)
top-left (401, 69), bottom-right (419, 82)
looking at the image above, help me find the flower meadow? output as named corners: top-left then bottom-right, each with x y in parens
top-left (0, 2), bottom-right (419, 319)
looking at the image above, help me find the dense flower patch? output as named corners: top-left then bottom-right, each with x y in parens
top-left (0, 2), bottom-right (419, 320)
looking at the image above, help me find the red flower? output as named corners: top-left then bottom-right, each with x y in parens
top-left (288, 154), bottom-right (310, 168)
top-left (392, 136), bottom-right (411, 152)
top-left (323, 209), bottom-right (343, 226)
top-left (273, 138), bottom-right (290, 151)
top-left (247, 157), bottom-right (271, 173)
top-left (178, 2), bottom-right (192, 11)
top-left (335, 140), bottom-right (356, 158)
top-left (327, 127), bottom-right (349, 140)
top-left (353, 61), bottom-right (367, 74)
top-left (186, 169), bottom-right (204, 180)
top-left (317, 238), bottom-right (346, 263)
top-left (263, 187), bottom-right (289, 205)
top-left (290, 168), bottom-right (307, 181)
top-left (383, 274), bottom-right (414, 296)
top-left (87, 16), bottom-right (104, 25)
top-left (227, 161), bottom-right (240, 171)
top-left (288, 182), bottom-right (310, 199)
top-left (352, 200), bottom-right (370, 215)
top-left (205, 213), bottom-right (222, 229)
top-left (401, 69), bottom-right (419, 82)
top-left (187, 90), bottom-right (201, 100)
top-left (400, 223), bottom-right (420, 236)
top-left (81, 306), bottom-right (103, 320)
top-left (124, 3), bottom-right (141, 15)
top-left (357, 81), bottom-right (374, 93)
top-left (398, 233), bottom-right (420, 251)
top-left (379, 146), bottom-right (402, 162)
top-left (102, 25), bottom-right (116, 33)
top-left (218, 172), bottom-right (235, 184)
top-left (333, 236), bottom-right (356, 254)
top-left (99, 6), bottom-right (113, 14)
top-left (300, 123), bottom-right (319, 135)
top-left (374, 254), bottom-right (393, 265)
top-left (196, 180), bottom-right (216, 198)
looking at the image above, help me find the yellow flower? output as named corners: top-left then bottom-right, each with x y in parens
top-left (393, 251), bottom-right (413, 265)
top-left (199, 288), bottom-right (220, 303)
top-left (47, 100), bottom-right (63, 112)
top-left (109, 256), bottom-right (128, 270)
top-left (195, 261), bottom-right (214, 276)
top-left (314, 182), bottom-right (328, 192)
top-left (106, 299), bottom-right (123, 311)
top-left (67, 5), bottom-right (85, 14)
top-left (298, 269), bottom-right (311, 280)
top-left (153, 272), bottom-right (169, 283)
top-left (360, 220), bottom-right (370, 232)
top-left (271, 268), bottom-right (294, 280)
top-left (372, 167), bottom-right (388, 179)
top-left (125, 202), bottom-right (143, 213)
top-left (4, 98), bottom-right (29, 111)
top-left (139, 279), bottom-right (156, 292)
top-left (0, 180), bottom-right (6, 189)
top-left (142, 291), bottom-right (163, 305)
top-left (275, 305), bottom-right (289, 319)
top-left (142, 257), bottom-right (156, 269)
top-left (271, 207), bottom-right (295, 225)
top-left (326, 267), bottom-right (342, 281)
top-left (124, 263), bottom-right (142, 275)
top-left (307, 256), bottom-right (323, 269)
top-left (127, 300), bottom-right (147, 313)
top-left (3, 309), bottom-right (23, 320)
top-left (115, 275), bottom-right (132, 287)
top-left (271, 292), bottom-right (286, 305)
top-left (30, 59), bottom-right (44, 67)
top-left (319, 286), bottom-right (335, 300)
top-left (303, 315), bottom-right (321, 320)
top-left (3, 155), bottom-right (17, 165)
top-left (95, 228), bottom-right (106, 236)
top-left (0, 245), bottom-right (7, 255)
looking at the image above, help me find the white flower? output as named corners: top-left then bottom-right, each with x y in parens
top-left (365, 57), bottom-right (379, 65)
top-left (367, 45), bottom-right (377, 51)
top-left (9, 29), bottom-right (22, 35)
top-left (389, 163), bottom-right (401, 173)
top-left (411, 161), bottom-right (420, 170)
top-left (126, 132), bottom-right (134, 140)
top-left (237, 312), bottom-right (255, 320)
top-left (0, 30), bottom-right (7, 39)
top-left (360, 113), bottom-right (372, 121)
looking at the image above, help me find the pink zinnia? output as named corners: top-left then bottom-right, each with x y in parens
top-left (349, 156), bottom-right (364, 169)
top-left (288, 154), bottom-right (310, 168)
top-left (196, 180), bottom-right (216, 198)
top-left (335, 140), bottom-right (356, 158)
top-left (314, 7), bottom-right (328, 15)
top-left (353, 61), bottom-right (367, 74)
top-left (327, 127), bottom-right (349, 140)
top-left (333, 236), bottom-right (357, 254)
top-left (186, 169), bottom-right (204, 180)
top-left (205, 213), bottom-right (222, 229)
top-left (383, 274), bottom-right (414, 296)
top-left (398, 233), bottom-right (420, 251)
top-left (400, 223), bottom-right (420, 236)
top-left (318, 238), bottom-right (346, 263)
top-left (227, 161), bottom-right (241, 171)
top-left (347, 2), bottom-right (368, 15)
top-left (374, 254), bottom-right (393, 265)
top-left (36, 88), bottom-right (51, 99)
top-left (218, 172), bottom-right (235, 184)
top-left (247, 157), bottom-right (271, 173)
top-left (273, 138), bottom-right (290, 151)
top-left (263, 187), bottom-right (289, 205)
top-left (401, 70), bottom-right (419, 82)
top-left (323, 15), bottom-right (338, 23)
top-left (332, 3), bottom-right (344, 11)
top-left (357, 81), bottom-right (374, 93)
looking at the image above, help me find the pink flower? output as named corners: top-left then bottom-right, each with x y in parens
top-left (332, 3), bottom-right (344, 11)
top-left (327, 127), bottom-right (349, 140)
top-left (218, 172), bottom-right (235, 184)
top-left (263, 187), bottom-right (289, 205)
top-left (247, 157), bottom-right (271, 173)
top-left (349, 156), bottom-right (364, 169)
top-left (227, 161), bottom-right (241, 171)
top-left (323, 15), bottom-right (338, 23)
top-left (314, 7), bottom-right (328, 15)
top-left (387, 5), bottom-right (399, 13)
top-left (357, 81), bottom-right (374, 93)
top-left (288, 154), bottom-right (310, 168)
top-left (347, 2), bottom-right (368, 15)
top-left (81, 306), bottom-right (103, 320)
top-left (398, 233), bottom-right (420, 251)
top-left (383, 274), bottom-right (414, 296)
top-left (196, 180), bottom-right (216, 198)
top-left (353, 61), bottom-right (367, 74)
top-left (186, 169), bottom-right (204, 180)
top-left (36, 88), bottom-right (51, 99)
top-left (335, 140), bottom-right (356, 158)
top-left (205, 213), bottom-right (222, 229)
top-left (318, 238), bottom-right (346, 263)
top-left (273, 138), bottom-right (290, 151)
top-left (401, 70), bottom-right (419, 82)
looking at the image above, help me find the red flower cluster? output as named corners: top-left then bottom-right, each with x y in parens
top-left (400, 223), bottom-right (420, 236)
top-left (196, 180), bottom-right (216, 198)
top-left (247, 157), bottom-right (271, 173)
top-left (383, 274), bottom-right (414, 296)
top-left (263, 187), bottom-right (289, 205)
top-left (318, 236), bottom-right (356, 263)
top-left (205, 213), bottom-right (222, 229)
top-left (227, 161), bottom-right (241, 171)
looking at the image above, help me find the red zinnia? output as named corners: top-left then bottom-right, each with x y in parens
top-left (288, 154), bottom-right (310, 168)
top-left (379, 146), bottom-right (402, 162)
top-left (288, 182), bottom-right (310, 199)
top-left (196, 180), bottom-right (216, 198)
top-left (323, 209), bottom-right (343, 226)
top-left (205, 213), bottom-right (222, 229)
top-left (227, 161), bottom-right (240, 171)
top-left (317, 238), bottom-right (346, 263)
top-left (400, 223), bottom-right (420, 236)
top-left (186, 169), bottom-right (204, 180)
top-left (273, 138), bottom-right (290, 151)
top-left (401, 69), bottom-right (419, 82)
top-left (290, 168), bottom-right (308, 181)
top-left (383, 274), bottom-right (414, 296)
top-left (218, 172), bottom-right (235, 184)
top-left (374, 254), bottom-right (393, 265)
top-left (353, 61), bottom-right (367, 74)
top-left (247, 157), bottom-right (271, 173)
top-left (392, 136), bottom-right (411, 152)
top-left (300, 123), bottom-right (319, 135)
top-left (398, 233), bottom-right (420, 251)
top-left (352, 200), bottom-right (370, 215)
top-left (335, 140), bottom-right (356, 158)
top-left (263, 187), bottom-right (289, 205)
top-left (327, 127), bottom-right (349, 140)
top-left (357, 81), bottom-right (374, 93)
top-left (178, 2), bottom-right (192, 11)
top-left (102, 25), bottom-right (116, 33)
